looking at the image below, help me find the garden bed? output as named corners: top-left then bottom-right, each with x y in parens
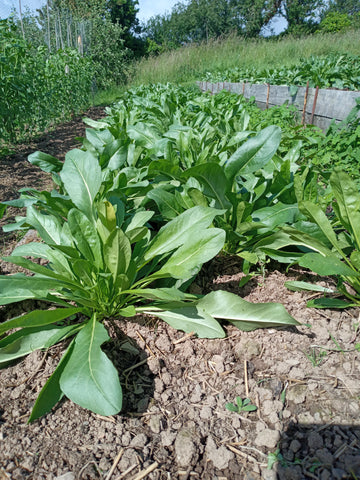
top-left (0, 110), bottom-right (360, 480)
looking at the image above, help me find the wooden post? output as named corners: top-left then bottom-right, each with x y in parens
top-left (302, 81), bottom-right (309, 126)
top-left (310, 86), bottom-right (319, 125)
top-left (266, 83), bottom-right (270, 109)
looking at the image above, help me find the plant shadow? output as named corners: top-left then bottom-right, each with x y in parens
top-left (274, 422), bottom-right (360, 479)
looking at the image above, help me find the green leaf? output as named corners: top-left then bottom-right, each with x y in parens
top-left (300, 201), bottom-right (343, 254)
top-left (151, 306), bottom-right (225, 339)
top-left (330, 170), bottom-right (360, 249)
top-left (224, 126), bottom-right (281, 183)
top-left (11, 242), bottom-right (52, 258)
top-left (104, 229), bottom-right (132, 282)
top-left (0, 275), bottom-right (62, 305)
top-left (26, 206), bottom-right (62, 245)
top-left (28, 341), bottom-right (75, 422)
top-left (0, 307), bottom-right (83, 336)
top-left (307, 298), bottom-right (356, 309)
top-left (285, 281), bottom-right (335, 293)
top-left (252, 203), bottom-right (299, 233)
top-left (60, 315), bottom-right (122, 415)
top-left (144, 206), bottom-right (224, 261)
top-left (198, 290), bottom-right (299, 331)
top-left (299, 253), bottom-right (359, 277)
top-left (147, 188), bottom-right (183, 220)
top-left (156, 229), bottom-right (225, 279)
top-left (61, 149), bottom-right (101, 220)
top-left (68, 209), bottom-right (103, 269)
top-left (182, 163), bottom-right (232, 210)
top-left (28, 151), bottom-right (63, 173)
top-left (0, 325), bottom-right (79, 364)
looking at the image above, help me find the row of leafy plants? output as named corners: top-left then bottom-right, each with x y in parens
top-left (202, 53), bottom-right (360, 92)
top-left (0, 18), bottom-right (93, 146)
top-left (1, 83), bottom-right (359, 421)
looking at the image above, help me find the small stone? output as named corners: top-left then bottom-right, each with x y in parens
top-left (200, 406), bottom-right (212, 420)
top-left (130, 433), bottom-right (148, 448)
top-left (205, 436), bottom-right (234, 470)
top-left (161, 430), bottom-right (176, 447)
top-left (55, 474), bottom-right (75, 480)
top-left (174, 429), bottom-right (196, 466)
top-left (254, 429), bottom-right (280, 449)
top-left (289, 439), bottom-right (301, 453)
top-left (315, 448), bottom-right (334, 466)
top-left (149, 414), bottom-right (162, 434)
top-left (286, 385), bottom-right (307, 404)
top-left (308, 432), bottom-right (324, 450)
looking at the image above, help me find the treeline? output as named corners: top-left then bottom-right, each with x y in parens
top-left (143, 0), bottom-right (360, 51)
top-left (1, 0), bottom-right (143, 146)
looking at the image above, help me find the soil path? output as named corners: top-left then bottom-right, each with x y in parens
top-left (0, 110), bottom-right (359, 480)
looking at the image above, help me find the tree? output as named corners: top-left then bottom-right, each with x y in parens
top-left (280, 0), bottom-right (324, 34)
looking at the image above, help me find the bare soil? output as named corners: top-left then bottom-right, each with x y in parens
top-left (0, 111), bottom-right (359, 480)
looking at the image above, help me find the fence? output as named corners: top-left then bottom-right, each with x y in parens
top-left (197, 81), bottom-right (360, 130)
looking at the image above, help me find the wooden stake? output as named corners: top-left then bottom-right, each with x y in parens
top-left (266, 83), bottom-right (270, 109)
top-left (310, 85), bottom-right (319, 125)
top-left (302, 81), bottom-right (309, 125)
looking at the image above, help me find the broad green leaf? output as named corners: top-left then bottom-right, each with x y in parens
top-left (0, 325), bottom-right (79, 364)
top-left (156, 229), bottom-right (225, 279)
top-left (252, 203), bottom-right (299, 233)
top-left (147, 188), bottom-right (183, 220)
top-left (151, 306), bottom-right (225, 339)
top-left (130, 288), bottom-right (188, 303)
top-left (0, 307), bottom-right (82, 336)
top-left (28, 341), bottom-right (75, 422)
top-left (104, 229), bottom-right (131, 282)
top-left (127, 123), bottom-right (160, 149)
top-left (3, 256), bottom-right (80, 287)
top-left (182, 163), bottom-right (232, 210)
top-left (350, 251), bottom-right (360, 270)
top-left (60, 315), bottom-right (122, 416)
top-left (28, 151), bottom-right (63, 173)
top-left (83, 117), bottom-right (109, 129)
top-left (68, 209), bottom-right (103, 269)
top-left (224, 126), bottom-right (281, 183)
top-left (330, 170), bottom-right (360, 249)
top-left (299, 253), bottom-right (359, 277)
top-left (61, 149), bottom-right (101, 220)
top-left (307, 298), bottom-right (356, 309)
top-left (26, 206), bottom-right (62, 245)
top-left (300, 201), bottom-right (343, 254)
top-left (0, 275), bottom-right (62, 305)
top-left (197, 290), bottom-right (299, 331)
top-left (285, 281), bottom-right (335, 293)
top-left (11, 242), bottom-right (52, 258)
top-left (144, 206), bottom-right (224, 261)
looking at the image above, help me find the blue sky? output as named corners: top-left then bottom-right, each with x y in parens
top-left (0, 0), bottom-right (286, 34)
top-left (0, 0), bottom-right (179, 22)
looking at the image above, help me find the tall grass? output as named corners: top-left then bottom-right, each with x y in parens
top-left (128, 29), bottom-right (360, 86)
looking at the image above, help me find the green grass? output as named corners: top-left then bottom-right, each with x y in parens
top-left (127, 29), bottom-right (360, 87)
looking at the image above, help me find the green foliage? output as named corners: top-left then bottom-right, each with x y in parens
top-left (203, 53), bottom-right (360, 90)
top-left (130, 30), bottom-right (360, 87)
top-left (0, 93), bottom-right (301, 419)
top-left (260, 170), bottom-right (360, 308)
top-left (0, 18), bottom-right (93, 145)
top-left (226, 397), bottom-right (257, 413)
top-left (318, 11), bottom-right (352, 32)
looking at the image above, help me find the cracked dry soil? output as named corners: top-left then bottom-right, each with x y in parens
top-left (0, 109), bottom-right (359, 480)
